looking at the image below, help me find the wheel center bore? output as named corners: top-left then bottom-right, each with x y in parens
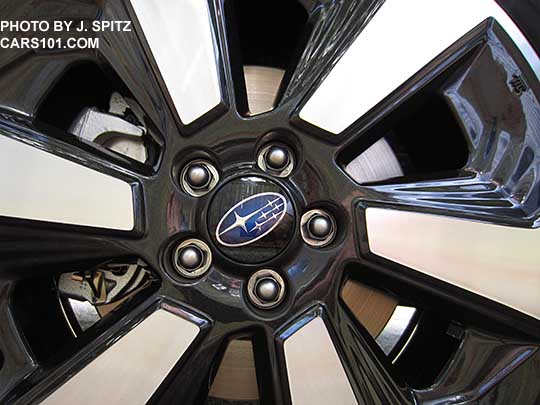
top-left (207, 175), bottom-right (295, 264)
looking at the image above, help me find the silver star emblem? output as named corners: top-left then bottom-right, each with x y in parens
top-left (218, 198), bottom-right (280, 236)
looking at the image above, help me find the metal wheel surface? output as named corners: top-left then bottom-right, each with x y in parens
top-left (0, 1), bottom-right (539, 404)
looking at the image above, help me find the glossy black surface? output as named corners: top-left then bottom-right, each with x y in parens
top-left (0, 0), bottom-right (539, 404)
top-left (415, 328), bottom-right (540, 404)
top-left (351, 21), bottom-right (540, 228)
top-left (496, 0), bottom-right (540, 56)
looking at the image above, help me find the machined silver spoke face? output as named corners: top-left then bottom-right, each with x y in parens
top-left (0, 135), bottom-right (134, 230)
top-left (283, 317), bottom-right (356, 405)
top-left (41, 309), bottom-right (200, 405)
top-left (129, 0), bottom-right (222, 125)
top-left (299, 0), bottom-right (540, 134)
top-left (365, 208), bottom-right (540, 319)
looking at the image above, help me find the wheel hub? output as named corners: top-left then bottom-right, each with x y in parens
top-left (207, 175), bottom-right (296, 264)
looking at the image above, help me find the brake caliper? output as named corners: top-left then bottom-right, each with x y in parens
top-left (68, 92), bottom-right (148, 163)
top-left (58, 262), bottom-right (149, 306)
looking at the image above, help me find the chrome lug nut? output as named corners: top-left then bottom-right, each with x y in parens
top-left (266, 146), bottom-right (289, 170)
top-left (247, 269), bottom-right (285, 309)
top-left (301, 209), bottom-right (337, 247)
top-left (180, 159), bottom-right (219, 197)
top-left (173, 239), bottom-right (212, 278)
top-left (186, 164), bottom-right (210, 189)
top-left (177, 245), bottom-right (203, 270)
top-left (257, 143), bottom-right (294, 177)
top-left (308, 215), bottom-right (332, 239)
top-left (255, 278), bottom-right (280, 302)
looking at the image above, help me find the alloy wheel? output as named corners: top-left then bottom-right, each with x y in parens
top-left (0, 1), bottom-right (539, 404)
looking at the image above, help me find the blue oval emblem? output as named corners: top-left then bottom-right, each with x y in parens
top-left (216, 192), bottom-right (288, 247)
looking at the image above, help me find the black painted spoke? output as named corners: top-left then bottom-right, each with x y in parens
top-left (359, 174), bottom-right (526, 225)
top-left (1, 292), bottom-right (160, 403)
top-left (119, 0), bottom-right (230, 133)
top-left (0, 114), bottom-right (141, 181)
top-left (0, 118), bottom-right (142, 279)
top-left (98, 1), bottom-right (180, 141)
top-left (254, 328), bottom-right (287, 405)
top-left (414, 328), bottom-right (540, 404)
top-left (3, 297), bottom-right (213, 405)
top-left (208, 0), bottom-right (240, 115)
top-left (0, 219), bottom-right (136, 280)
top-left (0, 108), bottom-right (151, 176)
top-left (333, 303), bottom-right (414, 404)
top-left (340, 20), bottom-right (540, 218)
top-left (149, 323), bottom-right (225, 405)
top-left (281, 0), bottom-right (384, 105)
top-left (0, 114), bottom-right (142, 187)
top-left (0, 283), bottom-right (35, 401)
top-left (273, 306), bottom-right (413, 405)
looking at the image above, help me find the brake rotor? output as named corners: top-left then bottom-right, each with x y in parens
top-left (244, 65), bottom-right (285, 116)
top-left (209, 66), bottom-right (400, 403)
top-left (208, 340), bottom-right (259, 402)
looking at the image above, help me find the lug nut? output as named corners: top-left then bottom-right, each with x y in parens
top-left (185, 164), bottom-right (210, 189)
top-left (173, 239), bottom-right (212, 278)
top-left (308, 215), bottom-right (332, 239)
top-left (177, 245), bottom-right (203, 270)
top-left (180, 159), bottom-right (219, 197)
top-left (255, 277), bottom-right (280, 302)
top-left (257, 143), bottom-right (294, 177)
top-left (266, 146), bottom-right (289, 170)
top-left (301, 209), bottom-right (337, 247)
top-left (247, 269), bottom-right (286, 309)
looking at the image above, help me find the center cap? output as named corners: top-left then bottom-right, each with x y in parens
top-left (208, 176), bottom-right (295, 264)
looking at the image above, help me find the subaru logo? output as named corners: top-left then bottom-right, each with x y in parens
top-left (216, 192), bottom-right (288, 247)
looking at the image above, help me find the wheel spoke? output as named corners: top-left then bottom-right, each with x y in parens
top-left (364, 207), bottom-right (540, 320)
top-left (0, 283), bottom-right (34, 400)
top-left (415, 328), bottom-right (539, 404)
top-left (97, 1), bottom-right (180, 140)
top-left (279, 307), bottom-right (412, 404)
top-left (147, 322), bottom-right (225, 404)
top-left (297, 0), bottom-right (539, 135)
top-left (0, 119), bottom-right (140, 279)
top-left (280, 311), bottom-right (357, 404)
top-left (127, 0), bottom-right (224, 126)
top-left (0, 220), bottom-right (136, 280)
top-left (19, 303), bottom-right (203, 405)
top-left (282, 0), bottom-right (384, 105)
top-left (335, 304), bottom-right (413, 404)
top-left (361, 176), bottom-right (527, 225)
top-left (337, 7), bottom-right (540, 197)
top-left (250, 327), bottom-right (288, 405)
top-left (0, 121), bottom-right (137, 232)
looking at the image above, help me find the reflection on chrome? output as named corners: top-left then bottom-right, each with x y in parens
top-left (376, 306), bottom-right (417, 357)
